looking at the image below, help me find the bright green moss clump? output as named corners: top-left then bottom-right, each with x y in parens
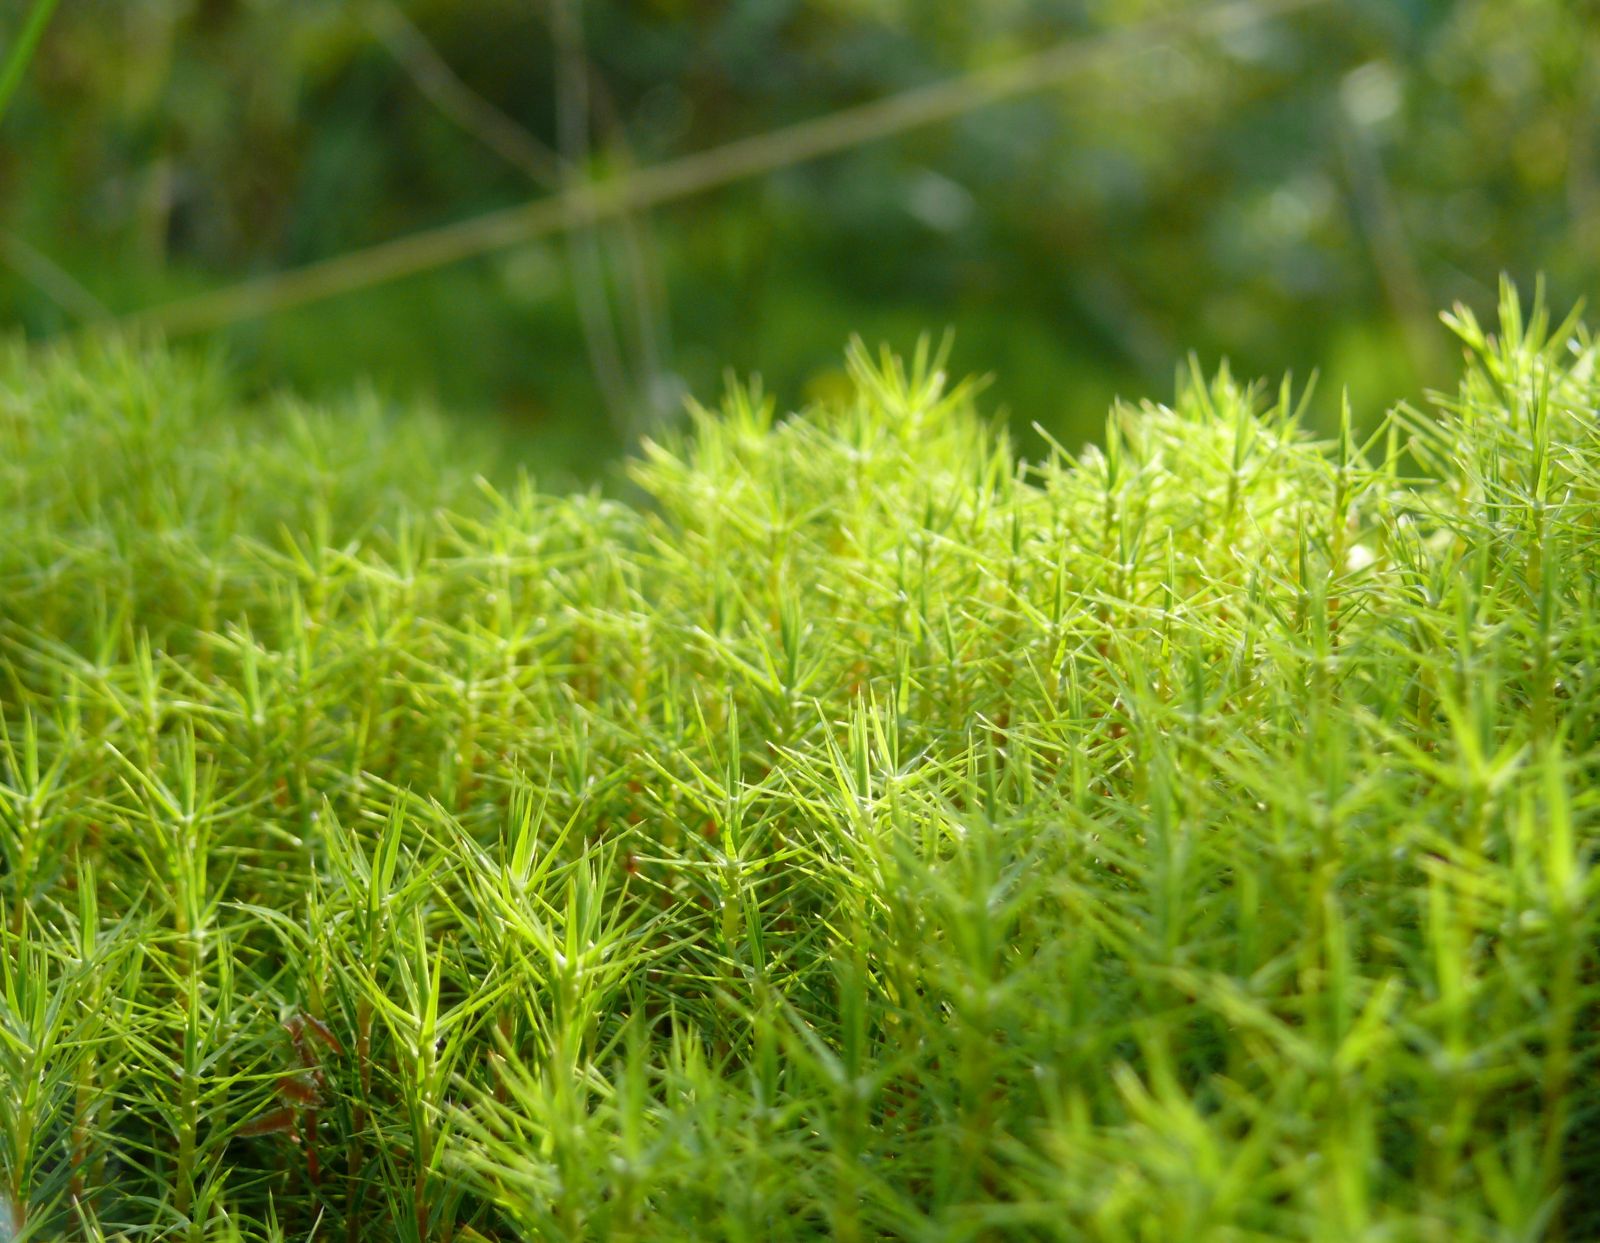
top-left (2, 286), bottom-right (1598, 1241)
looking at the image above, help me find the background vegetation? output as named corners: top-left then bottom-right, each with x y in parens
top-left (5, 0), bottom-right (1600, 474)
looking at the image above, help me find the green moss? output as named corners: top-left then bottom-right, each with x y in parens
top-left (1, 284), bottom-right (1597, 1240)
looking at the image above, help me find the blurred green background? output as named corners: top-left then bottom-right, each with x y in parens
top-left (3, 0), bottom-right (1597, 479)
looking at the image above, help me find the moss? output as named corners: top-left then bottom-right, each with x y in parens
top-left (1, 285), bottom-right (1597, 1239)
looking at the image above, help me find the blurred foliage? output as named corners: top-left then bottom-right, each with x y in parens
top-left (2, 0), bottom-right (1598, 477)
